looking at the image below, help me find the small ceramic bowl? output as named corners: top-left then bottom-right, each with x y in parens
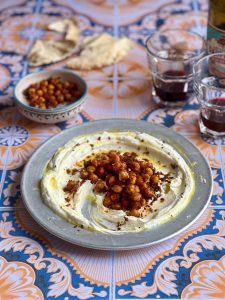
top-left (14, 69), bottom-right (87, 124)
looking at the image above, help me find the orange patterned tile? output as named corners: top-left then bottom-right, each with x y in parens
top-left (0, 14), bottom-right (62, 55)
top-left (52, 0), bottom-right (114, 26)
top-left (182, 256), bottom-right (225, 299)
top-left (82, 80), bottom-right (114, 120)
top-left (0, 256), bottom-right (43, 299)
top-left (117, 78), bottom-right (155, 119)
top-left (117, 0), bottom-right (172, 26)
top-left (160, 11), bottom-right (207, 36)
top-left (0, 107), bottom-right (60, 169)
top-left (13, 202), bottom-right (215, 287)
top-left (116, 42), bottom-right (149, 79)
top-left (172, 110), bottom-right (225, 168)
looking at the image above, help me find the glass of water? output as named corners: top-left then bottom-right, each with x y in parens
top-left (193, 53), bottom-right (225, 137)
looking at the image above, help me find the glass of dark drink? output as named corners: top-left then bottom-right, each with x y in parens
top-left (146, 29), bottom-right (205, 107)
top-left (194, 53), bottom-right (225, 137)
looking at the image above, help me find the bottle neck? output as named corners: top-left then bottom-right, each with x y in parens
top-left (208, 0), bottom-right (225, 32)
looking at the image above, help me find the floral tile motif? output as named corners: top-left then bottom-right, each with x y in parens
top-left (0, 79), bottom-right (23, 109)
top-left (182, 255), bottom-right (225, 299)
top-left (116, 43), bottom-right (150, 79)
top-left (211, 168), bottom-right (225, 206)
top-left (0, 255), bottom-right (44, 299)
top-left (82, 80), bottom-right (114, 120)
top-left (119, 0), bottom-right (207, 38)
top-left (117, 78), bottom-right (155, 119)
top-left (172, 110), bottom-right (225, 168)
top-left (141, 106), bottom-right (182, 126)
top-left (51, 0), bottom-right (115, 26)
top-left (116, 209), bottom-right (225, 299)
top-left (0, 80), bottom-right (14, 109)
top-left (0, 210), bottom-right (109, 299)
top-left (0, 107), bottom-right (60, 170)
top-left (0, 14), bottom-right (61, 55)
top-left (117, 0), bottom-right (171, 26)
top-left (11, 200), bottom-right (216, 287)
top-left (160, 10), bottom-right (207, 36)
top-left (0, 0), bottom-right (35, 22)
top-left (0, 53), bottom-right (25, 79)
top-left (1, 166), bottom-right (22, 207)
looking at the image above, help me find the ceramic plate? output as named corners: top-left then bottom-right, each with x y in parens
top-left (21, 119), bottom-right (213, 250)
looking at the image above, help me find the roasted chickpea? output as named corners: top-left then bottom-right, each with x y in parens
top-left (41, 80), bottom-right (48, 87)
top-left (130, 161), bottom-right (141, 172)
top-left (110, 193), bottom-right (120, 202)
top-left (142, 174), bottom-right (150, 182)
top-left (136, 175), bottom-right (144, 186)
top-left (89, 174), bottom-right (98, 183)
top-left (131, 193), bottom-right (142, 202)
top-left (126, 184), bottom-right (135, 194)
top-left (95, 180), bottom-right (105, 192)
top-left (112, 162), bottom-right (122, 172)
top-left (143, 187), bottom-right (154, 198)
top-left (103, 197), bottom-right (111, 208)
top-left (37, 90), bottom-right (43, 96)
top-left (97, 166), bottom-right (105, 178)
top-left (110, 152), bottom-right (120, 163)
top-left (48, 84), bottom-right (55, 90)
top-left (128, 174), bottom-right (136, 185)
top-left (145, 167), bottom-right (153, 176)
top-left (87, 165), bottom-right (95, 173)
top-left (107, 175), bottom-right (116, 186)
top-left (80, 170), bottom-right (89, 180)
top-left (111, 203), bottom-right (122, 210)
top-left (119, 170), bottom-right (129, 181)
top-left (91, 159), bottom-right (99, 167)
top-left (112, 185), bottom-right (123, 193)
top-left (39, 97), bottom-right (45, 103)
top-left (151, 174), bottom-right (159, 185)
top-left (130, 208), bottom-right (140, 217)
top-left (141, 198), bottom-right (146, 206)
top-left (28, 87), bottom-right (36, 94)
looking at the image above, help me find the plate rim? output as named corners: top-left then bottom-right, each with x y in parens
top-left (21, 119), bottom-right (213, 250)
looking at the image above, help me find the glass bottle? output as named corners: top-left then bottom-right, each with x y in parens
top-left (207, 0), bottom-right (225, 53)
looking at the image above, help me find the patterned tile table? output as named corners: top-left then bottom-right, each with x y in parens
top-left (0, 0), bottom-right (225, 299)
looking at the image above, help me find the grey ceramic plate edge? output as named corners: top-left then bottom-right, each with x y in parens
top-left (21, 119), bottom-right (213, 250)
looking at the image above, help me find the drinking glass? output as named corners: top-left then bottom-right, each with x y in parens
top-left (193, 53), bottom-right (225, 137)
top-left (146, 29), bottom-right (205, 107)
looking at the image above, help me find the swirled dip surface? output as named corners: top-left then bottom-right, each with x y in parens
top-left (41, 131), bottom-right (195, 234)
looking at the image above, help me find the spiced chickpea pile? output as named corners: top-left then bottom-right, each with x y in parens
top-left (64, 151), bottom-right (162, 217)
top-left (24, 77), bottom-right (82, 109)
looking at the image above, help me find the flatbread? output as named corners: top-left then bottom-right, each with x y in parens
top-left (27, 40), bottom-right (75, 67)
top-left (48, 17), bottom-right (79, 43)
top-left (66, 33), bottom-right (133, 70)
top-left (28, 18), bottom-right (79, 67)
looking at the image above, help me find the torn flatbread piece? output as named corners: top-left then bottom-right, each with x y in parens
top-left (28, 18), bottom-right (79, 67)
top-left (66, 33), bottom-right (134, 70)
top-left (48, 17), bottom-right (79, 43)
top-left (27, 40), bottom-right (75, 67)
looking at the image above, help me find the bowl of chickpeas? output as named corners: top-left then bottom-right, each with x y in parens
top-left (14, 69), bottom-right (87, 123)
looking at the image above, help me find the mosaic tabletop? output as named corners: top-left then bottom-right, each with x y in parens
top-left (0, 0), bottom-right (225, 299)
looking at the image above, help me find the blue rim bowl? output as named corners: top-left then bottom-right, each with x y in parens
top-left (13, 69), bottom-right (88, 114)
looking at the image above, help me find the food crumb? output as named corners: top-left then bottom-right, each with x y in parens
top-left (199, 175), bottom-right (206, 183)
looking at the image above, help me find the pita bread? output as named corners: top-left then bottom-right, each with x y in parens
top-left (27, 40), bottom-right (75, 67)
top-left (28, 18), bottom-right (79, 67)
top-left (66, 33), bottom-right (133, 70)
top-left (48, 17), bottom-right (79, 43)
